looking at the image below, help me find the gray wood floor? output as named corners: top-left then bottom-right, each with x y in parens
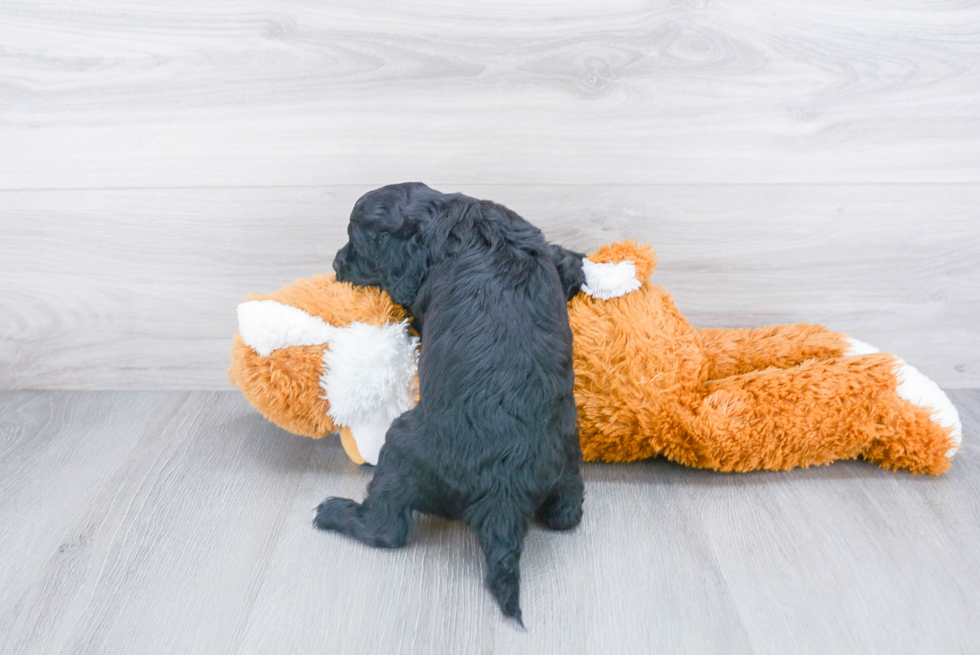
top-left (1, 389), bottom-right (977, 654)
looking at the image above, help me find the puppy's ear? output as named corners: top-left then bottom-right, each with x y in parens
top-left (550, 244), bottom-right (586, 300)
top-left (379, 232), bottom-right (427, 307)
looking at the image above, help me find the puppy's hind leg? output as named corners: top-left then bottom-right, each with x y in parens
top-left (537, 431), bottom-right (585, 531)
top-left (536, 470), bottom-right (584, 531)
top-left (466, 499), bottom-right (531, 626)
top-left (314, 446), bottom-right (418, 548)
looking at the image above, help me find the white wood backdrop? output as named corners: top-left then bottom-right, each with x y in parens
top-left (1, 0), bottom-right (978, 389)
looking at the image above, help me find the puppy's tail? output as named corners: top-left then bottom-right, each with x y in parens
top-left (473, 511), bottom-right (529, 627)
top-left (486, 545), bottom-right (524, 627)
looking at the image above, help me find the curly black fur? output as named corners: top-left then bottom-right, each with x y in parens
top-left (317, 182), bottom-right (585, 625)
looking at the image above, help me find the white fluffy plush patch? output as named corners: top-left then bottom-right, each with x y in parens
top-left (347, 421), bottom-right (391, 466)
top-left (581, 258), bottom-right (642, 300)
top-left (236, 299), bottom-right (420, 466)
top-left (843, 337), bottom-right (881, 356)
top-left (894, 359), bottom-right (963, 459)
top-left (320, 320), bottom-right (420, 464)
top-left (237, 300), bottom-right (336, 357)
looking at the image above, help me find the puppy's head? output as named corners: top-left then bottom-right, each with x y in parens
top-left (333, 182), bottom-right (441, 307)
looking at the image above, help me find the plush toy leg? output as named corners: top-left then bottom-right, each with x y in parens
top-left (862, 358), bottom-right (962, 471)
top-left (695, 324), bottom-right (852, 380)
top-left (679, 354), bottom-right (960, 474)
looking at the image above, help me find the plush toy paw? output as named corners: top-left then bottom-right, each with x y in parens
top-left (894, 359), bottom-right (963, 459)
top-left (846, 336), bottom-right (963, 460)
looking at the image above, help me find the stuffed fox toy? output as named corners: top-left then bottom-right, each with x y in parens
top-left (229, 241), bottom-right (962, 474)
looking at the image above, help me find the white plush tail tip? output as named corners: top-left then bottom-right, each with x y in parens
top-left (894, 360), bottom-right (963, 459)
top-left (843, 337), bottom-right (881, 356)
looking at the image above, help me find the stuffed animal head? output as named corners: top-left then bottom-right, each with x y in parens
top-left (229, 241), bottom-right (656, 465)
top-left (228, 275), bottom-right (418, 465)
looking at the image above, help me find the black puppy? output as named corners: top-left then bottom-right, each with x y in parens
top-left (316, 182), bottom-right (585, 624)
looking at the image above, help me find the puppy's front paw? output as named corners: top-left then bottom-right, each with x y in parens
top-left (313, 497), bottom-right (360, 532)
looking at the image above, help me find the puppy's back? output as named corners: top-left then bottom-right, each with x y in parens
top-left (411, 198), bottom-right (577, 470)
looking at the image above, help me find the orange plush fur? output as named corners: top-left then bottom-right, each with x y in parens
top-left (230, 242), bottom-right (959, 475)
top-left (228, 275), bottom-right (408, 438)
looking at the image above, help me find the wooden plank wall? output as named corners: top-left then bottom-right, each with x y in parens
top-left (1, 0), bottom-right (978, 389)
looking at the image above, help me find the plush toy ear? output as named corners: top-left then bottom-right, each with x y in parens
top-left (586, 241), bottom-right (657, 281)
top-left (580, 241), bottom-right (658, 300)
top-left (236, 299), bottom-right (335, 356)
top-left (581, 259), bottom-right (641, 300)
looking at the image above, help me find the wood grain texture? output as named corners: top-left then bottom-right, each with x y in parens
top-left (1, 184), bottom-right (977, 389)
top-left (2, 0), bottom-right (979, 188)
top-left (0, 391), bottom-right (190, 646)
top-left (0, 390), bottom-right (977, 654)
